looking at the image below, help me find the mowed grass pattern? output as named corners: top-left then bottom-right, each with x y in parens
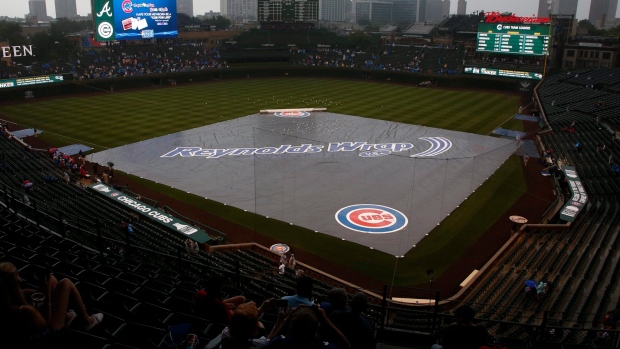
top-left (0, 78), bottom-right (526, 287)
top-left (2, 78), bottom-right (520, 150)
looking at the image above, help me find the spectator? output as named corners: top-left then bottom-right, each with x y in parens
top-left (265, 305), bottom-right (350, 349)
top-left (195, 275), bottom-right (246, 325)
top-left (288, 253), bottom-right (296, 270)
top-left (216, 300), bottom-right (277, 349)
top-left (63, 171), bottom-right (70, 184)
top-left (279, 253), bottom-right (287, 266)
top-left (602, 310), bottom-right (617, 330)
top-left (191, 240), bottom-right (200, 254)
top-left (282, 276), bottom-right (314, 308)
top-left (79, 165), bottom-right (87, 179)
top-left (278, 263), bottom-right (285, 275)
top-left (44, 175), bottom-right (61, 184)
top-left (21, 180), bottom-right (34, 192)
top-left (536, 281), bottom-right (547, 300)
top-left (328, 292), bottom-right (375, 349)
top-left (441, 305), bottom-right (489, 349)
top-left (0, 262), bottom-right (103, 339)
top-left (320, 288), bottom-right (348, 316)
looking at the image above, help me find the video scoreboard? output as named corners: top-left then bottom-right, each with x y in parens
top-left (258, 0), bottom-right (319, 22)
top-left (93, 0), bottom-right (178, 41)
top-left (476, 23), bottom-right (550, 56)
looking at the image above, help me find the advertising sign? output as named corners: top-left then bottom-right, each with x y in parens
top-left (463, 66), bottom-right (543, 80)
top-left (89, 183), bottom-right (211, 243)
top-left (93, 0), bottom-right (177, 41)
top-left (559, 166), bottom-right (588, 222)
top-left (0, 74), bottom-right (69, 89)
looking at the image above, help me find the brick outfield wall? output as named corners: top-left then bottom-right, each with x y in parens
top-left (0, 66), bottom-right (522, 102)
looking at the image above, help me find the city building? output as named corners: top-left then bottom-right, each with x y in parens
top-left (561, 37), bottom-right (620, 69)
top-left (537, 0), bottom-right (577, 18)
top-left (588, 0), bottom-right (618, 28)
top-left (456, 0), bottom-right (466, 15)
top-left (321, 0), bottom-right (347, 21)
top-left (177, 0), bottom-right (194, 17)
top-left (355, 1), bottom-right (393, 23)
top-left (28, 0), bottom-right (48, 21)
top-left (426, 0), bottom-right (449, 23)
top-left (392, 0), bottom-right (426, 24)
top-left (55, 0), bottom-right (77, 19)
top-left (221, 0), bottom-right (257, 21)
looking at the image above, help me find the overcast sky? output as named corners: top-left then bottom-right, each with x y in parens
top-left (0, 0), bottom-right (609, 21)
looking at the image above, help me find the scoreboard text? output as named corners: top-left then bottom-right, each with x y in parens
top-left (258, 0), bottom-right (319, 22)
top-left (476, 23), bottom-right (550, 56)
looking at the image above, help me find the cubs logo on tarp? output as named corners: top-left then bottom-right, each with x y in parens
top-left (274, 111), bottom-right (309, 118)
top-left (270, 243), bottom-right (290, 254)
top-left (335, 204), bottom-right (408, 234)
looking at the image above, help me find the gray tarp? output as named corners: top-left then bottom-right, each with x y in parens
top-left (90, 112), bottom-right (514, 255)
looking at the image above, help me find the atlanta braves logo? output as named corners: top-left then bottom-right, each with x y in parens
top-left (96, 1), bottom-right (113, 17)
top-left (335, 204), bottom-right (408, 234)
top-left (274, 111), bottom-right (309, 118)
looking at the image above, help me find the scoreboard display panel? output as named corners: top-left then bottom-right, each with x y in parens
top-left (93, 0), bottom-right (178, 41)
top-left (476, 23), bottom-right (550, 56)
top-left (258, 0), bottom-right (319, 22)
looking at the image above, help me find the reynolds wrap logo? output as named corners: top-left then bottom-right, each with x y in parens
top-left (161, 138), bottom-right (453, 159)
top-left (161, 142), bottom-right (415, 159)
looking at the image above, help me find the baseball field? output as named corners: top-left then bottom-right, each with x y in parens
top-left (0, 77), bottom-right (527, 288)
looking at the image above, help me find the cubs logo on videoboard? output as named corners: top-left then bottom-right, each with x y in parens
top-left (274, 111), bottom-right (309, 118)
top-left (335, 204), bottom-right (408, 234)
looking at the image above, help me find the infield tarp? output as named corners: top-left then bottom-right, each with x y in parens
top-left (90, 112), bottom-right (515, 256)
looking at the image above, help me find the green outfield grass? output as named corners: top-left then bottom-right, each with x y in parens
top-left (0, 78), bottom-right (527, 287)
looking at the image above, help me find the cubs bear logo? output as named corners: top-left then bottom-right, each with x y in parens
top-left (122, 0), bottom-right (133, 13)
top-left (335, 204), bottom-right (408, 234)
top-left (270, 243), bottom-right (290, 254)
